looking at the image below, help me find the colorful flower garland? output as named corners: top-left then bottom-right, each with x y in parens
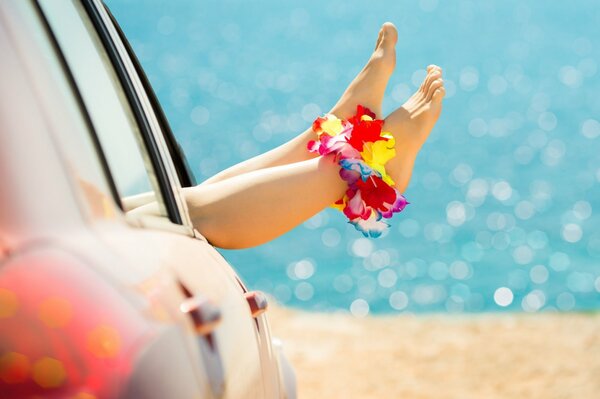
top-left (308, 105), bottom-right (408, 237)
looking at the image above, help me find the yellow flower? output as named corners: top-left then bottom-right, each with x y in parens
top-left (360, 132), bottom-right (396, 186)
top-left (318, 115), bottom-right (343, 137)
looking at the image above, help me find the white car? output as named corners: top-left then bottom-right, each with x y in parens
top-left (0, 0), bottom-right (295, 397)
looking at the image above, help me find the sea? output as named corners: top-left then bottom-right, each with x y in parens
top-left (106, 0), bottom-right (600, 314)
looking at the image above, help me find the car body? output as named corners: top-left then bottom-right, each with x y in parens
top-left (0, 0), bottom-right (295, 397)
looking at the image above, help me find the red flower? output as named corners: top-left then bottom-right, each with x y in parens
top-left (356, 105), bottom-right (376, 120)
top-left (354, 175), bottom-right (397, 212)
top-left (346, 105), bottom-right (386, 151)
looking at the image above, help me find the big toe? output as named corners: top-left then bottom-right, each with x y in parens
top-left (432, 86), bottom-right (445, 103)
top-left (378, 22), bottom-right (398, 50)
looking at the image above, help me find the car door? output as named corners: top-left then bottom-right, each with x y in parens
top-left (35, 0), bottom-right (271, 397)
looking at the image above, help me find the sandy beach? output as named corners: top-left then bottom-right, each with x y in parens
top-left (268, 305), bottom-right (600, 399)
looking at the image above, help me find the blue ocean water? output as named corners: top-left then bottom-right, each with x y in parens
top-left (106, 0), bottom-right (600, 314)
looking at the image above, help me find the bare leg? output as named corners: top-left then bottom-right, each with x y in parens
top-left (184, 26), bottom-right (445, 249)
top-left (185, 155), bottom-right (345, 249)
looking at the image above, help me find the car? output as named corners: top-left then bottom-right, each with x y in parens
top-left (0, 0), bottom-right (296, 398)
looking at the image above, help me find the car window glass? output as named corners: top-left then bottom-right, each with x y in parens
top-left (38, 0), bottom-right (167, 217)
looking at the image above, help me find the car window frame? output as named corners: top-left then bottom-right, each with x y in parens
top-left (103, 3), bottom-right (197, 190)
top-left (77, 0), bottom-right (185, 224)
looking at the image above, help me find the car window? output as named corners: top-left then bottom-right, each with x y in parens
top-left (38, 0), bottom-right (168, 218)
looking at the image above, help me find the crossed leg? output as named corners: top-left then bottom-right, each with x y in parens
top-left (184, 23), bottom-right (445, 248)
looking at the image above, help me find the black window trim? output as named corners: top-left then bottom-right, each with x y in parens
top-left (78, 0), bottom-right (183, 225)
top-left (103, 2), bottom-right (197, 188)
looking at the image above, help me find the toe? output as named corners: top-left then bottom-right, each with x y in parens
top-left (427, 79), bottom-right (444, 101)
top-left (420, 69), bottom-right (442, 92)
top-left (379, 22), bottom-right (398, 50)
top-left (427, 64), bottom-right (442, 74)
top-left (432, 86), bottom-right (446, 103)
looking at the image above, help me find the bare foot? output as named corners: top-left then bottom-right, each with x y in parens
top-left (329, 22), bottom-right (398, 119)
top-left (306, 23), bottom-right (444, 195)
top-left (384, 65), bottom-right (445, 190)
top-left (385, 65), bottom-right (445, 150)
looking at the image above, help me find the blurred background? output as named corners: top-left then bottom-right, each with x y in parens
top-left (105, 0), bottom-right (600, 315)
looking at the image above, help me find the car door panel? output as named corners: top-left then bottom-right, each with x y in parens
top-left (46, 227), bottom-right (216, 398)
top-left (95, 226), bottom-right (266, 398)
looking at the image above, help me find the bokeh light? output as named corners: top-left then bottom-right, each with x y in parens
top-left (32, 357), bottom-right (66, 389)
top-left (0, 289), bottom-right (18, 319)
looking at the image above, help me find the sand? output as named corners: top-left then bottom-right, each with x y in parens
top-left (268, 305), bottom-right (600, 399)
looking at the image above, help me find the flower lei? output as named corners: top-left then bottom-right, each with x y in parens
top-left (307, 105), bottom-right (408, 237)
